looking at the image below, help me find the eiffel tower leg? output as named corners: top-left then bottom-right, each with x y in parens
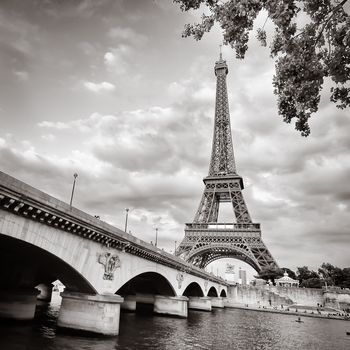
top-left (229, 189), bottom-right (252, 223)
top-left (194, 191), bottom-right (218, 223)
top-left (251, 241), bottom-right (278, 270)
top-left (208, 198), bottom-right (219, 222)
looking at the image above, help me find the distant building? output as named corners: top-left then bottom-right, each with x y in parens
top-left (225, 263), bottom-right (235, 283)
top-left (275, 271), bottom-right (299, 287)
top-left (238, 268), bottom-right (247, 285)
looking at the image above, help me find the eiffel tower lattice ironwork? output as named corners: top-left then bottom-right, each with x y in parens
top-left (176, 53), bottom-right (278, 272)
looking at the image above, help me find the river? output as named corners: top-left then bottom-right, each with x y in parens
top-left (0, 295), bottom-right (349, 350)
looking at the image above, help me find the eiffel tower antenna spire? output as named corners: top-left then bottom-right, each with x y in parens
top-left (176, 55), bottom-right (278, 272)
top-left (219, 44), bottom-right (223, 60)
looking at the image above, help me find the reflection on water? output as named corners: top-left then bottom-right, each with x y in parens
top-left (0, 295), bottom-right (349, 350)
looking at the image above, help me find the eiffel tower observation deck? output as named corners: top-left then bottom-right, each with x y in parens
top-left (176, 52), bottom-right (278, 272)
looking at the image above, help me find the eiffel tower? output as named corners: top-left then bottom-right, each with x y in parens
top-left (176, 52), bottom-right (278, 272)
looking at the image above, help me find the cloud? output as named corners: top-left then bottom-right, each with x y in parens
top-left (103, 26), bottom-right (148, 75)
top-left (79, 41), bottom-right (96, 56)
top-left (0, 9), bottom-right (39, 57)
top-left (41, 134), bottom-right (56, 141)
top-left (16, 77), bottom-right (211, 244)
top-left (108, 26), bottom-right (148, 46)
top-left (102, 45), bottom-right (133, 75)
top-left (104, 52), bottom-right (116, 65)
top-left (0, 126), bottom-right (199, 245)
top-left (38, 113), bottom-right (117, 132)
top-left (14, 70), bottom-right (29, 81)
top-left (0, 133), bottom-right (114, 199)
top-left (32, 0), bottom-right (112, 20)
top-left (0, 137), bottom-right (7, 148)
top-left (83, 81), bottom-right (116, 93)
top-left (167, 81), bottom-right (187, 99)
top-left (38, 121), bottom-right (70, 130)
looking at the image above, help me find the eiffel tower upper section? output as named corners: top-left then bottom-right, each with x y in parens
top-left (176, 53), bottom-right (278, 272)
top-left (193, 53), bottom-right (248, 225)
top-left (208, 52), bottom-right (236, 178)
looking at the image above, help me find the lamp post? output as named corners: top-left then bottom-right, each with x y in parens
top-left (69, 173), bottom-right (78, 207)
top-left (174, 241), bottom-right (177, 255)
top-left (155, 228), bottom-right (158, 247)
top-left (124, 208), bottom-right (129, 233)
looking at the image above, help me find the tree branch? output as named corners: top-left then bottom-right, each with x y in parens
top-left (314, 0), bottom-right (348, 46)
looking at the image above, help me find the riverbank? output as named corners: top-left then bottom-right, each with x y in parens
top-left (225, 304), bottom-right (350, 321)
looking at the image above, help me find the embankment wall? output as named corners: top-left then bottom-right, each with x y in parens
top-left (227, 285), bottom-right (323, 307)
top-left (324, 289), bottom-right (350, 309)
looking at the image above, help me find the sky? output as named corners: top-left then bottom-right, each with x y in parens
top-left (0, 0), bottom-right (349, 280)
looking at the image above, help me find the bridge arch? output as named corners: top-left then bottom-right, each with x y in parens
top-left (116, 271), bottom-right (175, 297)
top-left (0, 233), bottom-right (96, 294)
top-left (182, 281), bottom-right (204, 297)
top-left (220, 289), bottom-right (227, 297)
top-left (207, 286), bottom-right (218, 297)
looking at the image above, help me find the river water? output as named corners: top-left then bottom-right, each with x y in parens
top-left (0, 295), bottom-right (349, 350)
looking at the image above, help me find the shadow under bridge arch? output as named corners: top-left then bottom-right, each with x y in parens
top-left (0, 234), bottom-right (96, 294)
top-left (116, 272), bottom-right (176, 297)
top-left (207, 286), bottom-right (218, 297)
top-left (182, 282), bottom-right (204, 297)
top-left (220, 289), bottom-right (227, 297)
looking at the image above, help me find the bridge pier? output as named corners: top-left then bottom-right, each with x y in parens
top-left (154, 295), bottom-right (188, 318)
top-left (188, 296), bottom-right (212, 311)
top-left (0, 288), bottom-right (39, 320)
top-left (36, 283), bottom-right (53, 302)
top-left (57, 292), bottom-right (124, 336)
top-left (210, 296), bottom-right (225, 308)
top-left (121, 295), bottom-right (137, 312)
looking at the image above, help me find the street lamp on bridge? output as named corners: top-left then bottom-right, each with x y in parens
top-left (124, 208), bottom-right (129, 233)
top-left (155, 228), bottom-right (158, 247)
top-left (69, 173), bottom-right (78, 207)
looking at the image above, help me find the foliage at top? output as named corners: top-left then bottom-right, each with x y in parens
top-left (174, 0), bottom-right (350, 136)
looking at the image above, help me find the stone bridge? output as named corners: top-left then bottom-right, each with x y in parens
top-left (0, 171), bottom-right (228, 335)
